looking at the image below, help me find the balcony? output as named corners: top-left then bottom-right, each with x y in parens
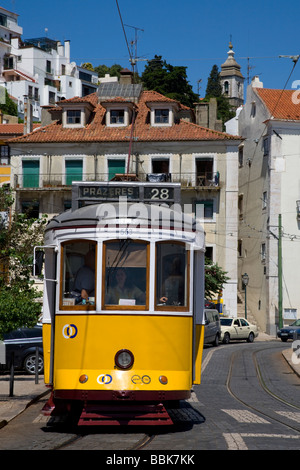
top-left (13, 171), bottom-right (221, 190)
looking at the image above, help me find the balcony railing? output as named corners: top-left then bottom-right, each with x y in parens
top-left (13, 171), bottom-right (221, 190)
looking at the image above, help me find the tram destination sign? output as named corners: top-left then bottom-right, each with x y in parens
top-left (80, 185), bottom-right (139, 200)
top-left (72, 182), bottom-right (181, 209)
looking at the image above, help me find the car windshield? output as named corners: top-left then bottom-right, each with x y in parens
top-left (220, 318), bottom-right (233, 326)
top-left (291, 319), bottom-right (300, 327)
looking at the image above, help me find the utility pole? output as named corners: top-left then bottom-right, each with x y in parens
top-left (268, 214), bottom-right (283, 329)
top-left (278, 214), bottom-right (283, 329)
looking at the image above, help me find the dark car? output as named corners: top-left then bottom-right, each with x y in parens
top-left (277, 320), bottom-right (300, 342)
top-left (0, 325), bottom-right (43, 374)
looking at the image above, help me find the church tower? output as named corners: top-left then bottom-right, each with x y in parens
top-left (220, 42), bottom-right (244, 109)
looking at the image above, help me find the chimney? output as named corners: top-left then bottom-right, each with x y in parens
top-left (23, 95), bottom-right (33, 134)
top-left (119, 68), bottom-right (133, 85)
top-left (64, 40), bottom-right (70, 64)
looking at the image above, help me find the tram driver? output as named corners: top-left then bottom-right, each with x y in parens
top-left (106, 267), bottom-right (145, 306)
top-left (72, 250), bottom-right (95, 302)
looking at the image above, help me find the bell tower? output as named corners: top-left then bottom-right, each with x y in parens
top-left (220, 42), bottom-right (244, 109)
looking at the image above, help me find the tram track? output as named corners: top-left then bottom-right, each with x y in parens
top-left (226, 345), bottom-right (300, 434)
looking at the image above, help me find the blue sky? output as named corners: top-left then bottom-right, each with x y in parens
top-left (2, 0), bottom-right (300, 97)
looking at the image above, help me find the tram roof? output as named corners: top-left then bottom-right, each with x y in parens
top-left (45, 202), bottom-right (205, 249)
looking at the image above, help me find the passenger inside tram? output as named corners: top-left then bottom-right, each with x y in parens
top-left (105, 267), bottom-right (145, 306)
top-left (159, 257), bottom-right (184, 305)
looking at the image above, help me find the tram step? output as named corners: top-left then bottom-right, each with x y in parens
top-left (78, 403), bottom-right (173, 426)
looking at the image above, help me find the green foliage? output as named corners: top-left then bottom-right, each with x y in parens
top-left (0, 285), bottom-right (41, 338)
top-left (94, 63), bottom-right (123, 79)
top-left (205, 65), bottom-right (235, 128)
top-left (0, 187), bottom-right (47, 338)
top-left (141, 55), bottom-right (199, 108)
top-left (205, 258), bottom-right (229, 299)
top-left (0, 88), bottom-right (18, 116)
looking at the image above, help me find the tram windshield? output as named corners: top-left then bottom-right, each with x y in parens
top-left (155, 242), bottom-right (189, 310)
top-left (103, 240), bottom-right (148, 309)
top-left (60, 240), bottom-right (96, 309)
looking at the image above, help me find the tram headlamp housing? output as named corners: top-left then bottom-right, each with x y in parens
top-left (115, 349), bottom-right (134, 370)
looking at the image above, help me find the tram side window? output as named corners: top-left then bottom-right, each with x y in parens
top-left (60, 240), bottom-right (96, 308)
top-left (156, 242), bottom-right (189, 309)
top-left (103, 240), bottom-right (148, 309)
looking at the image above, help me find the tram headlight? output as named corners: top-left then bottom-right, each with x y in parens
top-left (115, 349), bottom-right (134, 370)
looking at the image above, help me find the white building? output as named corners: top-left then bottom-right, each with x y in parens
top-left (0, 6), bottom-right (98, 122)
top-left (238, 76), bottom-right (300, 334)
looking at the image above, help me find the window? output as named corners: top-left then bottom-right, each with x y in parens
top-left (155, 242), bottom-right (189, 310)
top-left (196, 158), bottom-right (213, 186)
top-left (238, 194), bottom-right (243, 219)
top-left (108, 159), bottom-right (125, 180)
top-left (67, 110), bottom-right (81, 124)
top-left (46, 60), bottom-right (51, 74)
top-left (224, 81), bottom-right (229, 95)
top-left (263, 137), bottom-right (269, 156)
top-left (22, 160), bottom-right (39, 188)
top-left (65, 159), bottom-right (83, 185)
top-left (155, 109), bottom-right (169, 124)
top-left (110, 109), bottom-right (124, 124)
top-left (21, 201), bottom-right (39, 219)
top-left (103, 240), bottom-right (148, 310)
top-left (262, 191), bottom-right (267, 210)
top-left (152, 158), bottom-right (169, 174)
top-left (0, 145), bottom-right (10, 165)
top-left (239, 147), bottom-right (243, 167)
top-left (60, 240), bottom-right (96, 310)
top-left (195, 200), bottom-right (214, 220)
top-left (261, 243), bottom-right (266, 262)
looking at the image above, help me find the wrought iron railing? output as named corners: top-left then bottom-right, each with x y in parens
top-left (13, 171), bottom-right (220, 190)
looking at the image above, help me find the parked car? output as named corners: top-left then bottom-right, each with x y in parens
top-left (204, 309), bottom-right (221, 346)
top-left (220, 317), bottom-right (258, 344)
top-left (277, 319), bottom-right (300, 342)
top-left (0, 325), bottom-right (43, 375)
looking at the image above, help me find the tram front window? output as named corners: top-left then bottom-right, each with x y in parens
top-left (60, 240), bottom-right (96, 309)
top-left (156, 242), bottom-right (189, 310)
top-left (104, 240), bottom-right (148, 309)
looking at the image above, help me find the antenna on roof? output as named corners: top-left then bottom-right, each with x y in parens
top-left (279, 55), bottom-right (300, 65)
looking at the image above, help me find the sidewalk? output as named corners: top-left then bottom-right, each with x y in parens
top-left (0, 374), bottom-right (49, 429)
top-left (0, 336), bottom-right (299, 429)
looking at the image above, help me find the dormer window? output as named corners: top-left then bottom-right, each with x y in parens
top-left (147, 102), bottom-right (177, 127)
top-left (155, 109), bottom-right (169, 124)
top-left (67, 110), bottom-right (81, 124)
top-left (102, 101), bottom-right (134, 127)
top-left (110, 109), bottom-right (125, 125)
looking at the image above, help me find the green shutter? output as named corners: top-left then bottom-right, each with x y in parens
top-left (108, 159), bottom-right (125, 180)
top-left (22, 160), bottom-right (39, 188)
top-left (66, 160), bottom-right (83, 185)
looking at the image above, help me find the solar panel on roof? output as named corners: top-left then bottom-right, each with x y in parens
top-left (97, 83), bottom-right (142, 100)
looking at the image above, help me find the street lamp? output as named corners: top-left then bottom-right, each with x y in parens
top-left (242, 273), bottom-right (249, 320)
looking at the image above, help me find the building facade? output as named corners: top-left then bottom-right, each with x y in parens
top-left (238, 77), bottom-right (300, 334)
top-left (9, 79), bottom-right (241, 316)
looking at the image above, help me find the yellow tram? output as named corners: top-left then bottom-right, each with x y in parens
top-left (39, 181), bottom-right (205, 425)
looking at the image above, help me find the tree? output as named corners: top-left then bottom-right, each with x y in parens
top-left (205, 258), bottom-right (229, 300)
top-left (0, 88), bottom-right (18, 116)
top-left (205, 65), bottom-right (235, 127)
top-left (205, 64), bottom-right (222, 98)
top-left (0, 187), bottom-right (47, 338)
top-left (94, 63), bottom-right (123, 79)
top-left (141, 55), bottom-right (199, 108)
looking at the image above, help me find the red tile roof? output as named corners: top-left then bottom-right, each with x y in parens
top-left (10, 90), bottom-right (240, 144)
top-left (0, 123), bottom-right (40, 137)
top-left (255, 88), bottom-right (300, 120)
